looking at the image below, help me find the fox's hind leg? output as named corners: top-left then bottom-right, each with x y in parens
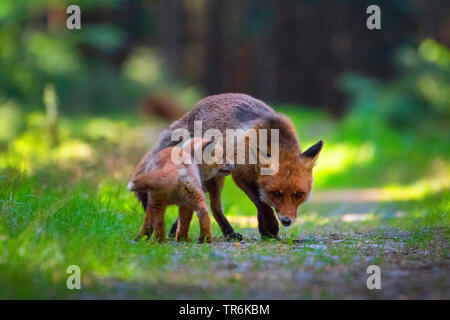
top-left (168, 219), bottom-right (178, 238)
top-left (176, 206), bottom-right (193, 241)
top-left (196, 203), bottom-right (212, 243)
top-left (135, 204), bottom-right (153, 241)
top-left (150, 203), bottom-right (167, 242)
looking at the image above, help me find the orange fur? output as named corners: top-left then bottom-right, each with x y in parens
top-left (132, 93), bottom-right (323, 239)
top-left (129, 138), bottom-right (233, 243)
top-left (231, 116), bottom-right (322, 228)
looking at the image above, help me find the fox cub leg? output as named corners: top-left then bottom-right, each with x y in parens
top-left (176, 206), bottom-right (194, 241)
top-left (150, 204), bottom-right (167, 242)
top-left (135, 205), bottom-right (153, 241)
top-left (196, 204), bottom-right (212, 243)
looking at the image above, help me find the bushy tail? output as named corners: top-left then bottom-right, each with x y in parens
top-left (127, 170), bottom-right (170, 192)
top-left (137, 191), bottom-right (148, 211)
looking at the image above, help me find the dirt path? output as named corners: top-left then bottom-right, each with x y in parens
top-left (78, 189), bottom-right (449, 299)
top-left (83, 228), bottom-right (449, 300)
top-left (203, 229), bottom-right (449, 299)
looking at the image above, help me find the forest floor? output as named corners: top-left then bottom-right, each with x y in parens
top-left (0, 109), bottom-right (448, 299)
top-left (76, 189), bottom-right (449, 300)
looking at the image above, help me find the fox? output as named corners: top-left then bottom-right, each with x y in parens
top-left (133, 93), bottom-right (323, 240)
top-left (128, 137), bottom-right (234, 243)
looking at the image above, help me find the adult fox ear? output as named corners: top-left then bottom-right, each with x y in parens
top-left (301, 140), bottom-right (323, 168)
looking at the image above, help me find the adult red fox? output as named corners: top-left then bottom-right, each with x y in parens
top-left (128, 137), bottom-right (234, 242)
top-left (133, 93), bottom-right (323, 240)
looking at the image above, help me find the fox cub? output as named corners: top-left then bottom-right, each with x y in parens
top-left (128, 137), bottom-right (234, 243)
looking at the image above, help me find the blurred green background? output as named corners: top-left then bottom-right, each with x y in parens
top-left (0, 0), bottom-right (449, 299)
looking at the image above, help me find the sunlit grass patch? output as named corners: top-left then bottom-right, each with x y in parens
top-left (0, 106), bottom-right (448, 298)
top-left (313, 142), bottom-right (376, 180)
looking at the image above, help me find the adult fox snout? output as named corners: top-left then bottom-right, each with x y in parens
top-left (276, 210), bottom-right (297, 227)
top-left (280, 216), bottom-right (293, 227)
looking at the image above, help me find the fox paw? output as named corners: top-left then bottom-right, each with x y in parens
top-left (224, 232), bottom-right (243, 242)
top-left (198, 235), bottom-right (211, 244)
top-left (168, 230), bottom-right (176, 238)
top-left (260, 234), bottom-right (280, 241)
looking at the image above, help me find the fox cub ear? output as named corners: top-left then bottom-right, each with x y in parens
top-left (301, 140), bottom-right (323, 168)
top-left (182, 137), bottom-right (216, 154)
top-left (202, 138), bottom-right (216, 150)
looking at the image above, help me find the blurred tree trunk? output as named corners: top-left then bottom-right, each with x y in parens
top-left (203, 0), bottom-right (225, 93)
top-left (156, 0), bottom-right (184, 80)
top-left (153, 0), bottom-right (449, 113)
top-left (253, 0), bottom-right (278, 101)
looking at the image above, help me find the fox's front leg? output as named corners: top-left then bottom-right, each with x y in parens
top-left (232, 174), bottom-right (279, 239)
top-left (176, 206), bottom-right (194, 241)
top-left (256, 202), bottom-right (279, 239)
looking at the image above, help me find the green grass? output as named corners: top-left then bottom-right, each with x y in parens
top-left (0, 106), bottom-right (448, 299)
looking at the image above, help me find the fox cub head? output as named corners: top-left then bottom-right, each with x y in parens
top-left (258, 140), bottom-right (323, 227)
top-left (179, 137), bottom-right (235, 181)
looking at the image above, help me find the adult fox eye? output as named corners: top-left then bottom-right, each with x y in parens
top-left (271, 191), bottom-right (282, 198)
top-left (295, 192), bottom-right (304, 199)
